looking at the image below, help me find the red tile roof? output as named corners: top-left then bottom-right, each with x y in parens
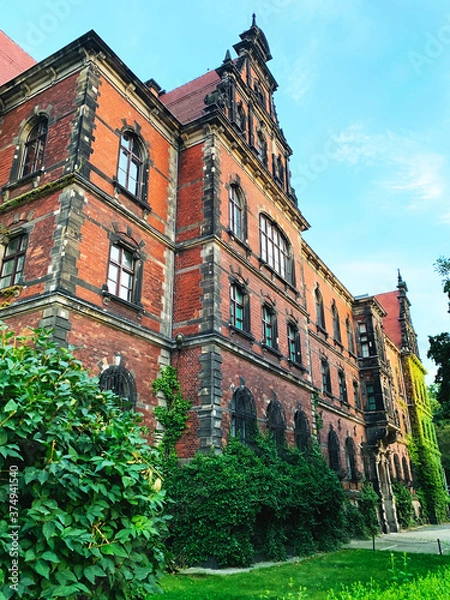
top-left (375, 290), bottom-right (402, 349)
top-left (159, 69), bottom-right (220, 124)
top-left (0, 30), bottom-right (36, 86)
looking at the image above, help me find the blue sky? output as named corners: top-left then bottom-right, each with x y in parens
top-left (2, 0), bottom-right (449, 381)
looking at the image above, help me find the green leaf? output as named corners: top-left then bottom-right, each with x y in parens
top-left (101, 543), bottom-right (128, 557)
top-left (34, 560), bottom-right (50, 579)
top-left (0, 430), bottom-right (7, 445)
top-left (4, 399), bottom-right (18, 411)
top-left (41, 551), bottom-right (60, 563)
top-left (48, 584), bottom-right (81, 597)
top-left (84, 564), bottom-right (106, 584)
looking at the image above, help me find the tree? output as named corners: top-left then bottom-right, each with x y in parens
top-left (428, 257), bottom-right (450, 421)
top-left (0, 326), bottom-right (168, 600)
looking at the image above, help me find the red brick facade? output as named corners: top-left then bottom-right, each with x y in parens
top-left (0, 21), bottom-right (442, 531)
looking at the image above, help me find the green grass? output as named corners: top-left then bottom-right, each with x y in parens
top-left (152, 550), bottom-right (450, 599)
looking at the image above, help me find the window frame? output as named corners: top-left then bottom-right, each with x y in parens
top-left (231, 386), bottom-right (257, 447)
top-left (104, 238), bottom-right (144, 309)
top-left (229, 282), bottom-right (250, 334)
top-left (287, 322), bottom-right (302, 364)
top-left (228, 185), bottom-right (245, 240)
top-left (338, 369), bottom-right (348, 403)
top-left (262, 303), bottom-right (278, 350)
top-left (99, 365), bottom-right (137, 412)
top-left (0, 233), bottom-right (27, 290)
top-left (332, 302), bottom-right (342, 344)
top-left (21, 116), bottom-right (48, 178)
top-left (315, 287), bottom-right (326, 331)
top-left (321, 358), bottom-right (332, 396)
top-left (294, 408), bottom-right (311, 454)
top-left (266, 398), bottom-right (286, 447)
top-left (259, 214), bottom-right (293, 283)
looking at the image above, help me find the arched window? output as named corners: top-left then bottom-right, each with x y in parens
top-left (294, 408), bottom-right (311, 453)
top-left (117, 131), bottom-right (144, 198)
top-left (231, 386), bottom-right (257, 446)
top-left (338, 370), bottom-right (348, 403)
top-left (230, 282), bottom-right (250, 332)
top-left (332, 302), bottom-right (341, 343)
top-left (267, 398), bottom-right (286, 447)
top-left (315, 287), bottom-right (326, 330)
top-left (345, 437), bottom-right (358, 481)
top-left (353, 380), bottom-right (361, 409)
top-left (262, 303), bottom-right (278, 349)
top-left (229, 185), bottom-right (244, 239)
top-left (259, 214), bottom-right (293, 282)
top-left (257, 130), bottom-right (268, 166)
top-left (287, 322), bottom-right (301, 364)
top-left (328, 429), bottom-right (341, 474)
top-left (237, 102), bottom-right (247, 134)
top-left (346, 317), bottom-right (355, 354)
top-left (22, 117), bottom-right (48, 177)
top-left (393, 453), bottom-right (402, 481)
top-left (105, 235), bottom-right (144, 306)
top-left (321, 358), bottom-right (332, 395)
top-left (99, 365), bottom-right (137, 411)
top-left (402, 456), bottom-right (410, 485)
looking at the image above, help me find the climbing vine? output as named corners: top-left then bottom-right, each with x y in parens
top-left (152, 366), bottom-right (191, 464)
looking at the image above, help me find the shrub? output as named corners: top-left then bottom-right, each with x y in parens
top-left (392, 481), bottom-right (415, 529)
top-left (356, 482), bottom-right (380, 537)
top-left (0, 326), bottom-right (168, 599)
top-left (165, 436), bottom-right (348, 567)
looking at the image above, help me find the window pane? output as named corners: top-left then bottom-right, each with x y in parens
top-left (110, 245), bottom-right (120, 263)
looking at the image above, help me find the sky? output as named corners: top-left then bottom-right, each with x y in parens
top-left (2, 0), bottom-right (449, 382)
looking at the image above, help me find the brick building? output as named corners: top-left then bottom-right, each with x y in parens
top-left (0, 18), bottom-right (444, 530)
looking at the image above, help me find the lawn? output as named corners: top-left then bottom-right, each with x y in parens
top-left (153, 550), bottom-right (450, 599)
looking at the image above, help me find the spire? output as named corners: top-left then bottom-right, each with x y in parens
top-left (252, 13), bottom-right (257, 27)
top-left (223, 49), bottom-right (232, 64)
top-left (397, 269), bottom-right (408, 292)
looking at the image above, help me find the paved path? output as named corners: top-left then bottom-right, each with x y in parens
top-left (345, 524), bottom-right (450, 555)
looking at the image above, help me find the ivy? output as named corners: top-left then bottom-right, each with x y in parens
top-left (392, 481), bottom-right (415, 529)
top-left (164, 436), bottom-right (348, 568)
top-left (152, 366), bottom-right (191, 464)
top-left (0, 325), bottom-right (168, 599)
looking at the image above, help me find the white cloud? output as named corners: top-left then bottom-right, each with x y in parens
top-left (331, 123), bottom-right (450, 217)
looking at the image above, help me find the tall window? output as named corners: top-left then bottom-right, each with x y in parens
top-left (321, 358), bottom-right (332, 395)
top-left (287, 323), bottom-right (301, 363)
top-left (353, 380), bottom-right (361, 409)
top-left (346, 317), bottom-right (355, 354)
top-left (338, 370), bottom-right (348, 403)
top-left (259, 215), bottom-right (292, 282)
top-left (358, 322), bottom-right (370, 357)
top-left (345, 437), bottom-right (358, 481)
top-left (402, 456), bottom-right (410, 485)
top-left (0, 234), bottom-right (27, 289)
top-left (332, 302), bottom-right (341, 343)
top-left (229, 186), bottom-right (243, 239)
top-left (315, 287), bottom-right (326, 330)
top-left (22, 117), bottom-right (48, 177)
top-left (231, 386), bottom-right (257, 446)
top-left (393, 453), bottom-right (402, 481)
top-left (365, 382), bottom-right (376, 410)
top-left (267, 398), bottom-right (285, 447)
top-left (257, 131), bottom-right (268, 166)
top-left (117, 132), bottom-right (143, 197)
top-left (328, 429), bottom-right (341, 474)
top-left (99, 365), bottom-right (137, 411)
top-left (230, 283), bottom-right (249, 332)
top-left (262, 304), bottom-right (277, 349)
top-left (237, 102), bottom-right (247, 133)
top-left (294, 408), bottom-right (311, 454)
top-left (107, 243), bottom-right (135, 302)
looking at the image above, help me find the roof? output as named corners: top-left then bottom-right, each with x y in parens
top-left (0, 30), bottom-right (36, 86)
top-left (159, 69), bottom-right (220, 125)
top-left (375, 290), bottom-right (402, 349)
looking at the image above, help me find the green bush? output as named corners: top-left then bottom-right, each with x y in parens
top-left (164, 436), bottom-right (348, 567)
top-left (0, 327), bottom-right (168, 599)
top-left (356, 482), bottom-right (380, 537)
top-left (392, 482), bottom-right (415, 529)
